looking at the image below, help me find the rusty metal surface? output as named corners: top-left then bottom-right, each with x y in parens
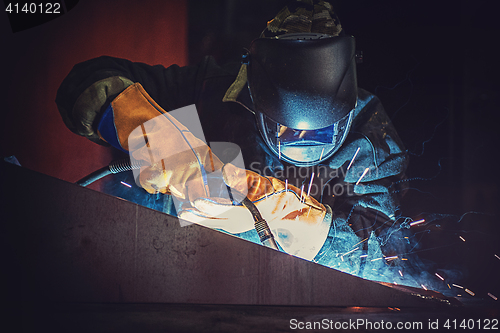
top-left (1, 161), bottom-right (457, 307)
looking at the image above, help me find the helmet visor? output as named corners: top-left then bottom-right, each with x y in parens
top-left (257, 110), bottom-right (353, 166)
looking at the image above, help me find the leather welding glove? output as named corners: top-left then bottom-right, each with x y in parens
top-left (87, 82), bottom-right (330, 258)
top-left (179, 163), bottom-right (332, 261)
top-left (71, 76), bottom-right (134, 143)
top-left (96, 82), bottom-right (224, 202)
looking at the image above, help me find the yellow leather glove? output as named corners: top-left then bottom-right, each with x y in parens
top-left (179, 164), bottom-right (332, 260)
top-left (99, 82), bottom-right (224, 202)
top-left (71, 76), bottom-right (134, 142)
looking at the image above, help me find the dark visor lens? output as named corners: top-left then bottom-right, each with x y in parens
top-left (258, 111), bottom-right (353, 166)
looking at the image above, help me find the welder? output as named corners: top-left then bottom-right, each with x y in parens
top-left (55, 0), bottom-right (409, 272)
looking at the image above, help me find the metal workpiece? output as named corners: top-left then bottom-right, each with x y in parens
top-left (1, 161), bottom-right (458, 307)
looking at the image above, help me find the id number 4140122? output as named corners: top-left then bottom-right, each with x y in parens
top-left (444, 318), bottom-right (498, 330)
top-left (5, 3), bottom-right (61, 14)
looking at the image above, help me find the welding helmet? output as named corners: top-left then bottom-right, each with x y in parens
top-left (246, 33), bottom-right (358, 166)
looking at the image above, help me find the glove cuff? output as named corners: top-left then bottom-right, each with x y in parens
top-left (96, 83), bottom-right (166, 151)
top-left (97, 103), bottom-right (128, 152)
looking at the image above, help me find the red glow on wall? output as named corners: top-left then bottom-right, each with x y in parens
top-left (1, 0), bottom-right (187, 190)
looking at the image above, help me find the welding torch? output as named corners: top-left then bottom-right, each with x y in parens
top-left (77, 159), bottom-right (279, 250)
top-left (242, 197), bottom-right (280, 250)
top-left (226, 187), bottom-right (279, 250)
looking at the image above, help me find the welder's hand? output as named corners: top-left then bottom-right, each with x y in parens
top-left (109, 83), bottom-right (225, 202)
top-left (136, 144), bottom-right (224, 202)
top-left (179, 164), bottom-right (332, 261)
top-left (72, 76), bottom-right (134, 141)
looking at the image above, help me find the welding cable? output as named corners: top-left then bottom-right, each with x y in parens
top-left (76, 159), bottom-right (144, 186)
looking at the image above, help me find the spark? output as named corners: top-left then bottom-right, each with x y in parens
top-left (278, 140), bottom-right (281, 159)
top-left (495, 254), bottom-right (500, 260)
top-left (465, 288), bottom-right (475, 296)
top-left (452, 284), bottom-right (463, 289)
top-left (488, 293), bottom-right (498, 301)
top-left (347, 147), bottom-right (361, 170)
top-left (355, 168), bottom-right (370, 185)
top-left (399, 270), bottom-right (403, 277)
top-left (120, 181), bottom-right (132, 188)
top-left (307, 172), bottom-right (315, 197)
top-left (371, 257), bottom-right (384, 262)
top-left (285, 179), bottom-right (288, 192)
top-left (353, 238), bottom-right (369, 248)
top-left (447, 284), bottom-right (451, 289)
top-left (435, 273), bottom-right (444, 281)
top-left (300, 184), bottom-right (305, 203)
top-left (410, 219), bottom-right (425, 227)
top-left (385, 255), bottom-right (398, 261)
top-left (421, 284), bottom-right (428, 290)
top-left (459, 236), bottom-right (466, 242)
top-left (341, 247), bottom-right (359, 258)
top-left (360, 254), bottom-right (368, 258)
top-left (319, 147), bottom-right (325, 161)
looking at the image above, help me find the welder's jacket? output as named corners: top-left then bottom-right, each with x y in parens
top-left (56, 55), bottom-right (409, 256)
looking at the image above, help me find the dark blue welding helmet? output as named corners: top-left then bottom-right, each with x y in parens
top-left (247, 33), bottom-right (357, 166)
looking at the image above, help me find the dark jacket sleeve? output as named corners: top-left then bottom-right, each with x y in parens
top-left (55, 55), bottom-right (219, 134)
top-left (321, 89), bottom-right (409, 242)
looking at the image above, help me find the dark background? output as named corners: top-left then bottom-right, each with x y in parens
top-left (1, 0), bottom-right (499, 305)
